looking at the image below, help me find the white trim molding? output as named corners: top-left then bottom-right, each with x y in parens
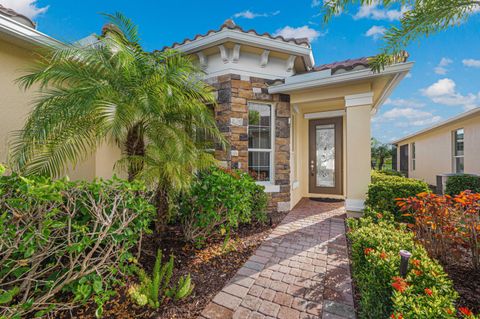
top-left (345, 199), bottom-right (365, 212)
top-left (304, 110), bottom-right (345, 119)
top-left (345, 92), bottom-right (374, 107)
top-left (257, 182), bottom-right (280, 193)
top-left (172, 28), bottom-right (314, 69)
top-left (0, 14), bottom-right (62, 48)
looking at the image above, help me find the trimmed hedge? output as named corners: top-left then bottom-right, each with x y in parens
top-left (367, 171), bottom-right (430, 220)
top-left (347, 217), bottom-right (458, 319)
top-left (445, 174), bottom-right (480, 195)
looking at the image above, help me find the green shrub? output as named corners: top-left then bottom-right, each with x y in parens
top-left (128, 250), bottom-right (193, 308)
top-left (377, 169), bottom-right (404, 177)
top-left (366, 173), bottom-right (430, 220)
top-left (179, 166), bottom-right (267, 245)
top-left (347, 217), bottom-right (458, 319)
top-left (0, 168), bottom-right (155, 318)
top-left (445, 174), bottom-right (480, 195)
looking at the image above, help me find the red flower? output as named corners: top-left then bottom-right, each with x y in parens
top-left (411, 259), bottom-right (421, 267)
top-left (364, 248), bottom-right (374, 255)
top-left (391, 276), bottom-right (408, 293)
top-left (459, 307), bottom-right (473, 317)
top-left (412, 269), bottom-right (422, 276)
top-left (390, 313), bottom-right (403, 319)
top-left (380, 251), bottom-right (387, 260)
top-left (424, 288), bottom-right (433, 296)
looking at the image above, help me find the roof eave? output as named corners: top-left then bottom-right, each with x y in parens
top-left (268, 62), bottom-right (413, 94)
top-left (0, 14), bottom-right (63, 48)
top-left (172, 28), bottom-right (315, 69)
top-left (391, 107), bottom-right (480, 145)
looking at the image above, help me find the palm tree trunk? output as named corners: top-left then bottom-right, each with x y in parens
top-left (154, 185), bottom-right (169, 235)
top-left (125, 123), bottom-right (145, 181)
top-left (378, 156), bottom-right (385, 170)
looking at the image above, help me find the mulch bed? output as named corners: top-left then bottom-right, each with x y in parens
top-left (57, 215), bottom-right (287, 319)
top-left (443, 262), bottom-right (480, 314)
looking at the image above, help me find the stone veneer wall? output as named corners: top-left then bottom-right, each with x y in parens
top-left (206, 74), bottom-right (291, 213)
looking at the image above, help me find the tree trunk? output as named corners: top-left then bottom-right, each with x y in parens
top-left (378, 156), bottom-right (385, 170)
top-left (154, 185), bottom-right (169, 235)
top-left (125, 123), bottom-right (145, 181)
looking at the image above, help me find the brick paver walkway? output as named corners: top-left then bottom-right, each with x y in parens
top-left (200, 198), bottom-right (355, 319)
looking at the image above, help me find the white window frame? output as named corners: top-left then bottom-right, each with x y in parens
top-left (411, 142), bottom-right (416, 171)
top-left (247, 102), bottom-right (276, 186)
top-left (452, 128), bottom-right (464, 173)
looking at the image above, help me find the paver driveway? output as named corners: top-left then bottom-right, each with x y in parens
top-left (200, 198), bottom-right (355, 319)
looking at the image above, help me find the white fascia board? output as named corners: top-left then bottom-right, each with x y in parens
top-left (0, 15), bottom-right (63, 47)
top-left (173, 29), bottom-right (314, 68)
top-left (268, 62), bottom-right (414, 94)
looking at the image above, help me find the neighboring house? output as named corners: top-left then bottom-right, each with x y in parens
top-left (392, 107), bottom-right (480, 187)
top-left (0, 10), bottom-right (412, 212)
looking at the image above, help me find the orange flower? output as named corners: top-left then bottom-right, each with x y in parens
top-left (411, 259), bottom-right (421, 267)
top-left (390, 313), bottom-right (403, 319)
top-left (424, 288), bottom-right (433, 296)
top-left (380, 252), bottom-right (387, 260)
top-left (445, 308), bottom-right (454, 315)
top-left (376, 213), bottom-right (383, 219)
top-left (364, 248), bottom-right (374, 255)
top-left (459, 307), bottom-right (473, 316)
top-left (412, 269), bottom-right (423, 276)
top-left (391, 276), bottom-right (408, 293)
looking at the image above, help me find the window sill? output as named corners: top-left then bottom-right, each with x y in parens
top-left (256, 182), bottom-right (280, 193)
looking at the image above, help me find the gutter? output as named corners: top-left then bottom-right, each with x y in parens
top-left (268, 62), bottom-right (413, 94)
top-left (0, 14), bottom-right (63, 47)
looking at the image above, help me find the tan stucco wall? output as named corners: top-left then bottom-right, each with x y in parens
top-left (345, 104), bottom-right (371, 203)
top-left (0, 40), bottom-right (36, 164)
top-left (0, 38), bottom-right (120, 179)
top-left (396, 113), bottom-right (480, 185)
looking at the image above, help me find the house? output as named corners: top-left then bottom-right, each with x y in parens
top-left (0, 9), bottom-right (412, 212)
top-left (0, 6), bottom-right (121, 180)
top-left (392, 107), bottom-right (480, 187)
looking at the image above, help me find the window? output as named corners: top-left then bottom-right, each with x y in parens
top-left (248, 103), bottom-right (273, 181)
top-left (453, 128), bottom-right (464, 173)
top-left (411, 143), bottom-right (416, 171)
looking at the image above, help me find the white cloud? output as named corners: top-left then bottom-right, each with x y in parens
top-left (463, 59), bottom-right (480, 68)
top-left (354, 3), bottom-right (409, 21)
top-left (434, 57), bottom-right (453, 75)
top-left (0, 0), bottom-right (48, 19)
top-left (233, 10), bottom-right (279, 19)
top-left (365, 25), bottom-right (386, 40)
top-left (422, 78), bottom-right (480, 110)
top-left (374, 107), bottom-right (442, 127)
top-left (273, 26), bottom-right (326, 42)
top-left (385, 98), bottom-right (425, 108)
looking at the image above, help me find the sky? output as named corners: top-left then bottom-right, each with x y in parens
top-left (3, 0), bottom-right (480, 143)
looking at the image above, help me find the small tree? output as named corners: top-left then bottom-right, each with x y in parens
top-left (11, 13), bottom-right (225, 231)
top-left (322, 0), bottom-right (480, 71)
top-left (371, 138), bottom-right (392, 170)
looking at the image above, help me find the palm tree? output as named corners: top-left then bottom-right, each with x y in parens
top-left (10, 13), bottom-right (225, 229)
top-left (371, 138), bottom-right (392, 170)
